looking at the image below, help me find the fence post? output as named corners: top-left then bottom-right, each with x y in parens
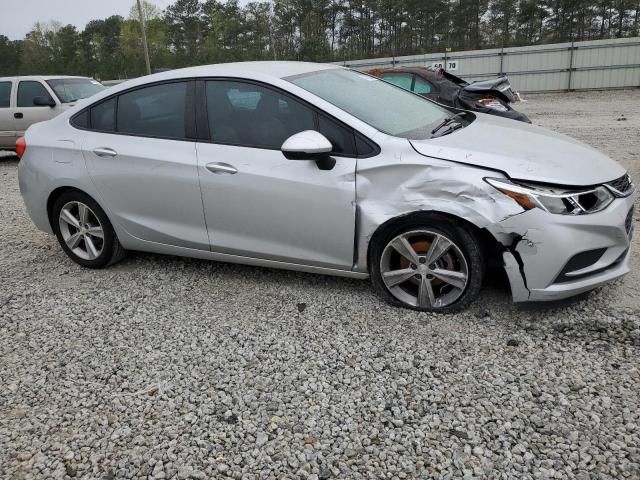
top-left (567, 41), bottom-right (575, 91)
top-left (499, 46), bottom-right (504, 76)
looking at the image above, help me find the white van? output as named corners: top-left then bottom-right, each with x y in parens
top-left (0, 76), bottom-right (105, 149)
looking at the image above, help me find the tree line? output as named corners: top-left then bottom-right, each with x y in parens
top-left (1, 0), bottom-right (638, 80)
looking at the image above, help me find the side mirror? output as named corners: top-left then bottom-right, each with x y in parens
top-left (281, 130), bottom-right (335, 170)
top-left (33, 96), bottom-right (56, 108)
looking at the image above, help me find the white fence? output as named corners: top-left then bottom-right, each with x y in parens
top-left (335, 37), bottom-right (640, 93)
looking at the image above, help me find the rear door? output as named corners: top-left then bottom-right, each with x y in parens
top-left (80, 80), bottom-right (208, 250)
top-left (0, 80), bottom-right (15, 148)
top-left (13, 79), bottom-right (60, 135)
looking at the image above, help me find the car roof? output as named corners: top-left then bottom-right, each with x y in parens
top-left (84, 61), bottom-right (345, 101)
top-left (0, 75), bottom-right (94, 81)
top-left (141, 61), bottom-right (340, 82)
top-left (372, 67), bottom-right (442, 81)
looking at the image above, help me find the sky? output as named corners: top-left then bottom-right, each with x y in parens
top-left (0, 0), bottom-right (172, 40)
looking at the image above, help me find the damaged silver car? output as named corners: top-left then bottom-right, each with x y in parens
top-left (18, 62), bottom-right (635, 312)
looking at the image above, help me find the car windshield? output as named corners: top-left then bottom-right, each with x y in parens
top-left (287, 68), bottom-right (450, 139)
top-left (46, 78), bottom-right (105, 103)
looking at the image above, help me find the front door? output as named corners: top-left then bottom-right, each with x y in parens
top-left (13, 80), bottom-right (60, 135)
top-left (196, 79), bottom-right (357, 270)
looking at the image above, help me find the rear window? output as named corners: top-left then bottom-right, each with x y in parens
top-left (382, 73), bottom-right (413, 91)
top-left (413, 76), bottom-right (432, 94)
top-left (0, 81), bottom-right (11, 108)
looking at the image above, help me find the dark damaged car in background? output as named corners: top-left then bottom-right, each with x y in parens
top-left (368, 66), bottom-right (531, 123)
top-left (17, 62), bottom-right (635, 312)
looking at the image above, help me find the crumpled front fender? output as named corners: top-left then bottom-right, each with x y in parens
top-left (355, 144), bottom-right (526, 278)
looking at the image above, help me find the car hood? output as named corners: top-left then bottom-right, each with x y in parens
top-left (409, 113), bottom-right (626, 186)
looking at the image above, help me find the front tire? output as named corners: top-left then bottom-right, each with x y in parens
top-left (52, 191), bottom-right (125, 268)
top-left (370, 215), bottom-right (484, 312)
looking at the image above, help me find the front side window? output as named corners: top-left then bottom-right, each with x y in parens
top-left (288, 68), bottom-right (449, 140)
top-left (17, 81), bottom-right (54, 107)
top-left (317, 115), bottom-right (356, 155)
top-left (206, 80), bottom-right (314, 149)
top-left (46, 78), bottom-right (105, 103)
top-left (0, 81), bottom-right (11, 108)
top-left (117, 82), bottom-right (188, 139)
top-left (381, 73), bottom-right (413, 91)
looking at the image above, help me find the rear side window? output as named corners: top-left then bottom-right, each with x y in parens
top-left (381, 73), bottom-right (413, 91)
top-left (117, 82), bottom-right (187, 139)
top-left (90, 98), bottom-right (116, 132)
top-left (413, 76), bottom-right (433, 94)
top-left (0, 82), bottom-right (11, 108)
top-left (71, 110), bottom-right (89, 129)
top-left (17, 81), bottom-right (53, 107)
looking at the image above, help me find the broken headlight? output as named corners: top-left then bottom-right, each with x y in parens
top-left (485, 178), bottom-right (615, 214)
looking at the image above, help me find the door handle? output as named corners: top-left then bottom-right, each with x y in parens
top-left (206, 162), bottom-right (237, 175)
top-left (93, 147), bottom-right (117, 157)
top-left (14, 112), bottom-right (23, 119)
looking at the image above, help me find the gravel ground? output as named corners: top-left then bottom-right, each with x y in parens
top-left (1, 90), bottom-right (639, 480)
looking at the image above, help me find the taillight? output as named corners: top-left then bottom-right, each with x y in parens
top-left (16, 136), bottom-right (26, 159)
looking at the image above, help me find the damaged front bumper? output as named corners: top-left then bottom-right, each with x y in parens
top-left (496, 193), bottom-right (635, 302)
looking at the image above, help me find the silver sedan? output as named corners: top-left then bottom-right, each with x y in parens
top-left (18, 62), bottom-right (635, 312)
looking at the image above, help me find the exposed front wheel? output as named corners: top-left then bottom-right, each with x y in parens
top-left (370, 217), bottom-right (484, 312)
top-left (52, 191), bottom-right (125, 268)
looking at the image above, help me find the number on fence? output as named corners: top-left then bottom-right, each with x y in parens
top-left (432, 61), bottom-right (458, 71)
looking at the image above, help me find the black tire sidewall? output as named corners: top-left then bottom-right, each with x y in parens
top-left (370, 215), bottom-right (484, 312)
top-left (52, 191), bottom-right (118, 269)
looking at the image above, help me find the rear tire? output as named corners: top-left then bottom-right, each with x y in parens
top-left (52, 191), bottom-right (125, 268)
top-left (369, 214), bottom-right (484, 312)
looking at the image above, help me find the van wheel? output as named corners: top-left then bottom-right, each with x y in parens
top-left (370, 215), bottom-right (484, 312)
top-left (52, 191), bottom-right (125, 268)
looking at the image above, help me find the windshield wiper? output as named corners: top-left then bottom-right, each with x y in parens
top-left (431, 112), bottom-right (467, 137)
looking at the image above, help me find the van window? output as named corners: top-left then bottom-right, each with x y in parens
top-left (17, 81), bottom-right (54, 107)
top-left (0, 81), bottom-right (11, 108)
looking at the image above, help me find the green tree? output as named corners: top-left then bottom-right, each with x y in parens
top-left (2, 0), bottom-right (638, 78)
top-left (19, 22), bottom-right (55, 74)
top-left (0, 36), bottom-right (22, 76)
top-left (164, 0), bottom-right (204, 66)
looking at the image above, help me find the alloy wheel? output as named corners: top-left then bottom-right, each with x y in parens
top-left (380, 229), bottom-right (469, 309)
top-left (58, 201), bottom-right (105, 261)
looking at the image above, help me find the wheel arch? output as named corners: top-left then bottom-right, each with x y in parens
top-left (365, 209), bottom-right (502, 271)
top-left (47, 186), bottom-right (97, 231)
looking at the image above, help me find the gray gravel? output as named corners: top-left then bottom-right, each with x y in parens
top-left (1, 90), bottom-right (639, 480)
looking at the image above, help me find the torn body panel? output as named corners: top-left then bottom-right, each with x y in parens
top-left (489, 192), bottom-right (635, 301)
top-left (356, 137), bottom-right (635, 302)
top-left (354, 137), bottom-right (522, 269)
